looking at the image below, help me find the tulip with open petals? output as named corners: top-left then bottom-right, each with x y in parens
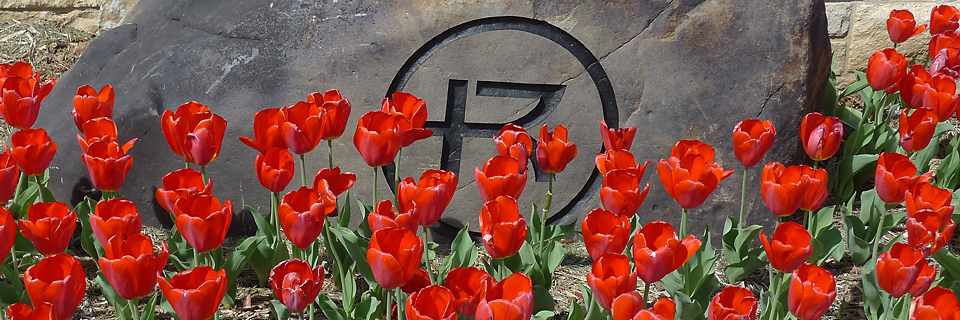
top-left (595, 150), bottom-right (641, 176)
top-left (24, 254), bottom-right (85, 320)
top-left (90, 198), bottom-right (143, 246)
top-left (905, 182), bottom-right (954, 223)
top-left (657, 151), bottom-right (734, 210)
top-left (399, 169), bottom-right (458, 227)
top-left (368, 199), bottom-right (418, 233)
top-left (309, 89), bottom-right (351, 141)
top-left (406, 285), bottom-right (458, 320)
top-left (401, 268), bottom-right (432, 295)
top-left (279, 185), bottom-right (337, 249)
top-left (367, 227), bottom-right (423, 290)
top-left (732, 119), bottom-right (776, 168)
top-left (907, 209), bottom-right (956, 256)
top-left (313, 166), bottom-right (356, 197)
top-left (354, 111), bottom-right (402, 168)
top-left (612, 293), bottom-right (676, 320)
top-left (160, 101), bottom-right (228, 166)
top-left (81, 138), bottom-right (135, 192)
top-left (6, 128), bottom-right (57, 176)
top-left (887, 10), bottom-right (927, 43)
top-left (930, 32), bottom-right (960, 60)
top-left (18, 202), bottom-right (76, 256)
top-left (6, 302), bottom-right (54, 320)
top-left (495, 123), bottom-right (533, 165)
top-left (877, 243), bottom-right (936, 298)
top-left (800, 113), bottom-right (844, 161)
top-left (600, 119), bottom-right (636, 152)
top-left (71, 84), bottom-right (114, 130)
top-left (269, 259), bottom-right (324, 314)
top-left (0, 69), bottom-right (54, 130)
top-left (760, 162), bottom-right (807, 217)
top-left (158, 266), bottom-right (228, 320)
top-left (600, 168), bottom-right (650, 217)
top-left (911, 287), bottom-right (960, 320)
top-left (475, 155), bottom-right (527, 203)
top-left (478, 273), bottom-right (533, 320)
top-left (479, 196), bottom-right (528, 259)
top-left (931, 5), bottom-right (960, 35)
top-left (581, 208), bottom-right (631, 260)
top-left (444, 267), bottom-right (494, 318)
top-left (875, 152), bottom-right (925, 204)
top-left (708, 286), bottom-right (757, 320)
top-left (173, 194), bottom-right (232, 253)
top-left (759, 222), bottom-right (813, 273)
top-left (239, 108), bottom-right (287, 153)
top-left (383, 92), bottom-right (433, 147)
top-left (536, 124), bottom-right (578, 174)
top-left (867, 48), bottom-right (909, 94)
top-left (632, 221), bottom-right (701, 283)
top-left (155, 168), bottom-right (213, 216)
top-left (256, 148), bottom-right (295, 193)
top-left (586, 253), bottom-right (637, 310)
top-left (99, 233), bottom-right (170, 300)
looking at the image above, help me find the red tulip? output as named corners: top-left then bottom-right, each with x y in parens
top-left (309, 89), bottom-right (351, 141)
top-left (877, 243), bottom-right (935, 298)
top-left (888, 10), bottom-right (927, 43)
top-left (72, 84), bottom-right (114, 130)
top-left (581, 208), bottom-right (631, 260)
top-left (269, 259), bottom-right (324, 314)
top-left (382, 92), bottom-right (433, 147)
top-left (600, 168), bottom-right (650, 217)
top-left (399, 169), bottom-right (458, 227)
top-left (759, 222), bottom-right (813, 273)
top-left (173, 194), bottom-right (232, 253)
top-left (354, 111), bottom-right (402, 167)
top-left (906, 208), bottom-right (956, 256)
top-left (875, 152), bottom-right (924, 204)
top-left (787, 264), bottom-right (836, 320)
top-left (6, 128), bottom-right (57, 176)
top-left (475, 300), bottom-right (525, 320)
top-left (612, 293), bottom-right (676, 320)
top-left (536, 124), bottom-right (578, 174)
top-left (670, 139), bottom-right (716, 159)
top-left (798, 165), bottom-right (829, 212)
top-left (931, 47), bottom-right (960, 79)
top-left (732, 119), bottom-right (777, 168)
top-left (81, 138), bottom-right (135, 192)
top-left (587, 253), bottom-right (637, 310)
top-left (905, 182), bottom-right (955, 223)
top-left (6, 302), bottom-right (54, 320)
top-left (800, 113), bottom-right (844, 161)
top-left (279, 185), bottom-right (337, 249)
top-left (158, 266), bottom-right (228, 320)
top-left (256, 148), bottom-right (295, 193)
top-left (596, 150), bottom-right (642, 176)
top-left (901, 70), bottom-right (960, 121)
top-left (99, 233), bottom-right (170, 300)
top-left (18, 202), bottom-right (76, 256)
top-left (368, 199), bottom-right (418, 233)
top-left (90, 198), bottom-right (143, 246)
top-left (239, 107), bottom-right (287, 153)
top-left (24, 254), bottom-right (85, 320)
top-left (313, 166), bottom-right (356, 197)
top-left (929, 31), bottom-right (960, 60)
top-left (281, 101), bottom-right (324, 155)
top-left (406, 285), bottom-right (458, 320)
top-left (479, 273), bottom-right (533, 320)
top-left (0, 152), bottom-right (20, 203)
top-left (657, 152), bottom-right (734, 209)
top-left (867, 48), bottom-right (909, 94)
top-left (0, 207), bottom-right (15, 264)
top-left (160, 101), bottom-right (228, 166)
top-left (931, 5), bottom-right (960, 35)
top-left (911, 287), bottom-right (960, 320)
top-left (76, 117), bottom-right (134, 153)
top-left (600, 119), bottom-right (636, 152)
top-left (495, 123), bottom-right (533, 165)
top-left (0, 70), bottom-right (54, 130)
top-left (708, 286), bottom-right (758, 320)
top-left (401, 268), bottom-right (432, 294)
top-left (368, 227), bottom-right (423, 290)
top-left (902, 65), bottom-right (933, 110)
top-left (475, 155), bottom-right (528, 203)
top-left (155, 168), bottom-right (213, 216)
top-left (632, 221), bottom-right (701, 283)
top-left (760, 162), bottom-right (807, 217)
top-left (444, 267), bottom-right (494, 318)
top-left (479, 196), bottom-right (528, 259)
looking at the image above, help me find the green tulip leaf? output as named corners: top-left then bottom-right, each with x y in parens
top-left (268, 300), bottom-right (292, 320)
top-left (351, 291), bottom-right (380, 320)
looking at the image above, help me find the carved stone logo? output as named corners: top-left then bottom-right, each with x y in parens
top-left (386, 16), bottom-right (619, 237)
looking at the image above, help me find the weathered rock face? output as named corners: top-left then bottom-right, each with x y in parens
top-left (36, 0), bottom-right (831, 237)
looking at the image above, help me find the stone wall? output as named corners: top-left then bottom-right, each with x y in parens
top-left (826, 0), bottom-right (952, 86)
top-left (0, 0), bottom-right (138, 32)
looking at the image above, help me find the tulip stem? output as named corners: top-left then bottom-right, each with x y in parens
top-left (201, 165), bottom-right (207, 183)
top-left (128, 298), bottom-right (140, 320)
top-left (395, 148), bottom-right (402, 204)
top-left (309, 305), bottom-right (315, 320)
top-left (872, 209), bottom-right (888, 263)
top-left (680, 208), bottom-right (688, 237)
top-left (883, 294), bottom-right (894, 320)
top-left (194, 249), bottom-right (200, 268)
top-left (768, 271), bottom-right (783, 320)
top-left (422, 225), bottom-right (436, 284)
top-left (642, 282), bottom-right (650, 309)
top-left (327, 140), bottom-right (334, 169)
top-left (373, 167), bottom-right (378, 203)
top-left (385, 287), bottom-right (393, 320)
top-left (272, 192), bottom-right (283, 249)
top-left (34, 175), bottom-right (48, 203)
top-left (300, 154), bottom-right (308, 187)
top-left (540, 173), bottom-right (554, 255)
top-left (738, 167), bottom-right (748, 229)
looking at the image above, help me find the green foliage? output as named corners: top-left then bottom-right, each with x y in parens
top-left (721, 217), bottom-right (766, 283)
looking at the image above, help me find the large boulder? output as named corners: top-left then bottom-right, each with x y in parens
top-left (36, 0), bottom-right (831, 237)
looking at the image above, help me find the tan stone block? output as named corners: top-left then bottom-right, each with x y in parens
top-left (826, 2), bottom-right (852, 37)
top-left (831, 39), bottom-right (848, 75)
top-left (848, 2), bottom-right (938, 73)
top-left (0, 9), bottom-right (99, 33)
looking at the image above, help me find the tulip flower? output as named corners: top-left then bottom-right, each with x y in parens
top-left (368, 227), bottom-right (423, 290)
top-left (875, 152), bottom-right (925, 204)
top-left (18, 202), bottom-right (76, 256)
top-left (581, 208), bottom-right (631, 260)
top-left (800, 113), bottom-right (844, 161)
top-left (398, 169), bottom-right (458, 227)
top-left (708, 286), bottom-right (757, 320)
top-left (475, 300), bottom-right (525, 320)
top-left (911, 287), bottom-right (960, 320)
top-left (475, 155), bottom-right (528, 203)
top-left (931, 47), bottom-right (960, 79)
top-left (906, 209), bottom-right (956, 256)
top-left (657, 151), bottom-right (734, 210)
top-left (595, 150), bottom-right (642, 176)
top-left (887, 10), bottom-right (927, 43)
top-left (354, 111), bottom-right (402, 168)
top-left (867, 48), bottom-right (909, 94)
top-left (479, 196), bottom-right (528, 259)
top-left (23, 254), bottom-right (85, 320)
top-left (72, 84), bottom-right (114, 130)
top-left (173, 194), bottom-right (232, 253)
top-left (99, 233), bottom-right (170, 300)
top-left (759, 222), bottom-right (813, 273)
top-left (444, 267), bottom-right (494, 317)
top-left (382, 91), bottom-right (433, 147)
top-left (929, 31), bottom-right (959, 60)
top-left (155, 168), bottom-right (213, 216)
top-left (916, 76), bottom-right (959, 122)
top-left (309, 89), bottom-right (351, 141)
top-left (536, 124), bottom-right (578, 174)
top-left (406, 285), bottom-right (458, 320)
top-left (256, 148), bottom-right (295, 193)
top-left (479, 273), bottom-right (533, 320)
top-left (76, 118), bottom-right (135, 153)
top-left (901, 65), bottom-right (933, 110)
top-left (160, 101), bottom-right (228, 166)
top-left (611, 293), bottom-right (676, 320)
top-left (905, 182), bottom-right (954, 223)
top-left (495, 123), bottom-right (533, 165)
top-left (90, 198), bottom-right (143, 246)
top-left (6, 302), bottom-right (54, 320)
top-left (787, 264), bottom-right (836, 320)
top-left (6, 128), bottom-right (57, 176)
top-left (313, 166), bottom-right (356, 197)
top-left (279, 185), bottom-right (337, 249)
top-left (269, 259), bottom-right (324, 314)
top-left (401, 268), bottom-right (432, 294)
top-left (158, 266), bottom-right (228, 320)
top-left (600, 119), bottom-right (636, 152)
top-left (632, 221), bottom-right (701, 283)
top-left (877, 243), bottom-right (935, 298)
top-left (931, 5), bottom-right (960, 35)
top-left (368, 199), bottom-right (418, 233)
top-left (760, 162), bottom-right (807, 217)
top-left (587, 253), bottom-right (637, 310)
top-left (0, 71), bottom-right (54, 130)
top-left (0, 207), bottom-right (15, 264)
top-left (732, 119), bottom-right (776, 168)
top-left (798, 165), bottom-right (829, 212)
top-left (0, 152), bottom-right (20, 203)
top-left (600, 168), bottom-right (650, 217)
top-left (280, 101), bottom-right (324, 154)
top-left (239, 107), bottom-right (287, 153)
top-left (81, 138), bottom-right (135, 192)
top-left (670, 139), bottom-right (716, 159)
